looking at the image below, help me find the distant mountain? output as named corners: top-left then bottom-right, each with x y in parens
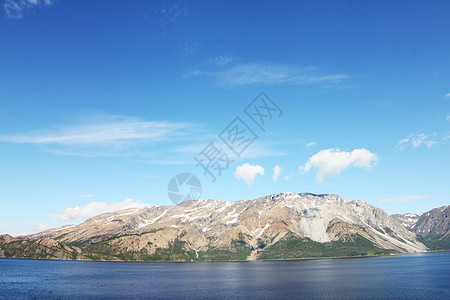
top-left (1, 193), bottom-right (427, 261)
top-left (393, 206), bottom-right (449, 250)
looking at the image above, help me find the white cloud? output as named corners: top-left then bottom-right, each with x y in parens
top-left (234, 163), bottom-right (264, 185)
top-left (446, 114), bottom-right (450, 121)
top-left (444, 93), bottom-right (450, 99)
top-left (186, 63), bottom-right (351, 88)
top-left (272, 165), bottom-right (282, 182)
top-left (306, 141), bottom-right (317, 147)
top-left (397, 133), bottom-right (438, 150)
top-left (4, 0), bottom-right (56, 19)
top-left (54, 198), bottom-right (149, 222)
top-left (378, 195), bottom-right (432, 203)
top-left (300, 148), bottom-right (378, 184)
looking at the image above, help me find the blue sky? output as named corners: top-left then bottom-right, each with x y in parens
top-left (0, 0), bottom-right (449, 235)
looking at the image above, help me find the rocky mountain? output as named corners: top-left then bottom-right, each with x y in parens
top-left (393, 205), bottom-right (449, 250)
top-left (1, 193), bottom-right (428, 261)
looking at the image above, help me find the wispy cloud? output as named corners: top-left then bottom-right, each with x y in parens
top-left (300, 148), bottom-right (378, 184)
top-left (306, 141), bottom-right (317, 147)
top-left (4, 0), bottom-right (56, 19)
top-left (396, 133), bottom-right (439, 150)
top-left (0, 115), bottom-right (193, 145)
top-left (0, 114), bottom-right (201, 157)
top-left (153, 1), bottom-right (188, 29)
top-left (378, 194), bottom-right (432, 203)
top-left (272, 165), bottom-right (281, 182)
top-left (444, 93), bottom-right (450, 99)
top-left (235, 163), bottom-right (264, 185)
top-left (53, 198), bottom-right (149, 222)
top-left (186, 62), bottom-right (352, 88)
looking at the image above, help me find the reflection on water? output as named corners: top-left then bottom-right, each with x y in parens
top-left (1, 252), bottom-right (449, 299)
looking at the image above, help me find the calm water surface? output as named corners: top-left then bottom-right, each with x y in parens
top-left (1, 252), bottom-right (449, 299)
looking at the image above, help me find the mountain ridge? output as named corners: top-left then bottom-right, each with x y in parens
top-left (2, 192), bottom-right (443, 261)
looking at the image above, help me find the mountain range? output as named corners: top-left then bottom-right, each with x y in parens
top-left (0, 193), bottom-right (448, 261)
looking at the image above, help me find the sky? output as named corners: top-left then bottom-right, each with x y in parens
top-left (0, 0), bottom-right (449, 236)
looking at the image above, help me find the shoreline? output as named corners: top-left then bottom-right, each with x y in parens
top-left (2, 250), bottom-right (446, 264)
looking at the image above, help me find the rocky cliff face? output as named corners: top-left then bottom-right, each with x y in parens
top-left (2, 193), bottom-right (428, 261)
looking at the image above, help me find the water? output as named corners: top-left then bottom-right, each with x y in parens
top-left (1, 252), bottom-right (449, 299)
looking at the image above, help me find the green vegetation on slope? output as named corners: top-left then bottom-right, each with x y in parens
top-left (196, 233), bottom-right (253, 261)
top-left (417, 235), bottom-right (450, 251)
top-left (258, 232), bottom-right (399, 260)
